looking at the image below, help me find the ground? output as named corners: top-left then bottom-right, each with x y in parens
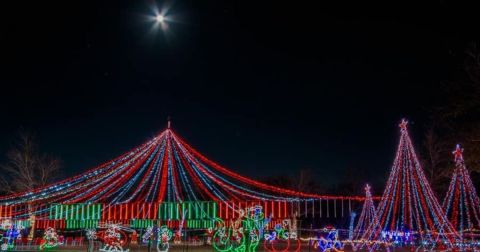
top-left (7, 245), bottom-right (419, 252)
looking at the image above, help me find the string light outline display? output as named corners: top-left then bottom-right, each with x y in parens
top-left (0, 219), bottom-right (24, 251)
top-left (0, 126), bottom-right (372, 211)
top-left (3, 119), bottom-right (478, 250)
top-left (352, 184), bottom-right (377, 242)
top-left (85, 228), bottom-right (97, 252)
top-left (39, 227), bottom-right (60, 250)
top-left (443, 145), bottom-right (480, 242)
top-left (313, 230), bottom-right (344, 252)
top-left (141, 225), bottom-right (173, 252)
top-left (361, 119), bottom-right (459, 249)
top-left (97, 223), bottom-right (130, 252)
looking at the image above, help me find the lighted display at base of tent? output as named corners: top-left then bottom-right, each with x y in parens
top-left (1, 200), bottom-right (361, 231)
top-left (142, 226), bottom-right (173, 252)
top-left (39, 227), bottom-right (60, 250)
top-left (44, 201), bottom-right (223, 230)
top-left (186, 220), bottom-right (216, 229)
top-left (49, 202), bottom-right (218, 222)
top-left (14, 220), bottom-right (30, 229)
top-left (85, 228), bottom-right (97, 252)
top-left (159, 201), bottom-right (217, 220)
top-left (86, 228), bottom-right (98, 240)
top-left (0, 220), bottom-right (11, 230)
top-left (41, 201), bottom-right (220, 231)
top-left (157, 226), bottom-right (173, 252)
top-left (1, 219), bottom-right (30, 230)
top-left (142, 226), bottom-right (153, 244)
top-left (50, 204), bottom-right (102, 220)
top-left (130, 219), bottom-right (156, 229)
top-left (65, 220), bottom-right (99, 229)
top-left (0, 205), bottom-right (50, 220)
top-left (97, 223), bottom-right (132, 252)
top-left (173, 209), bottom-right (186, 245)
top-left (263, 220), bottom-right (300, 252)
top-left (0, 220), bottom-right (24, 251)
top-left (102, 203), bottom-right (158, 220)
top-left (219, 201), bottom-right (284, 220)
top-left (213, 223), bottom-right (246, 252)
top-left (313, 230), bottom-right (344, 252)
top-left (0, 208), bottom-right (13, 219)
top-left (35, 220), bottom-right (66, 230)
top-left (213, 205), bottom-right (278, 252)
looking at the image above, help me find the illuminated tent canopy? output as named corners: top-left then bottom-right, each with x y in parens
top-left (0, 125), bottom-right (377, 231)
top-left (1, 126), bottom-right (367, 207)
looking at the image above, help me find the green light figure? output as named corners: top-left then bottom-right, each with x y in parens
top-left (157, 226), bottom-right (173, 252)
top-left (213, 205), bottom-right (267, 252)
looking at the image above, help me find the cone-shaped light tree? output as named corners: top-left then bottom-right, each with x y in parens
top-left (443, 145), bottom-right (480, 234)
top-left (362, 119), bottom-right (458, 246)
top-left (352, 184), bottom-right (377, 240)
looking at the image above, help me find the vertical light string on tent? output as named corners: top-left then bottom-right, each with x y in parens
top-left (304, 200), bottom-right (307, 217)
top-left (290, 201), bottom-right (293, 218)
top-left (341, 199), bottom-right (344, 217)
top-left (334, 199), bottom-right (337, 218)
top-left (297, 201), bottom-right (300, 218)
top-left (319, 199), bottom-right (322, 218)
top-left (349, 199), bottom-right (351, 214)
top-left (312, 200), bottom-right (315, 219)
top-left (327, 199), bottom-right (329, 218)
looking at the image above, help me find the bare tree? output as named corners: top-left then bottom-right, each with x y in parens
top-left (263, 169), bottom-right (324, 194)
top-left (296, 169), bottom-right (320, 193)
top-left (334, 165), bottom-right (372, 196)
top-left (424, 42), bottom-right (480, 193)
top-left (421, 125), bottom-right (451, 193)
top-left (0, 131), bottom-right (61, 194)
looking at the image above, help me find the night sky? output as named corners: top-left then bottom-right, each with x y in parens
top-left (1, 1), bottom-right (477, 192)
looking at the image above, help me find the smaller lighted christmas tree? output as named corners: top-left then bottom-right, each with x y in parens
top-left (443, 145), bottom-right (480, 236)
top-left (362, 119), bottom-right (459, 249)
top-left (352, 184), bottom-right (377, 241)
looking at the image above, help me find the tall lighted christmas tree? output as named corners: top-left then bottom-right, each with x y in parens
top-left (362, 120), bottom-right (458, 246)
top-left (352, 184), bottom-right (377, 240)
top-left (443, 145), bottom-right (480, 234)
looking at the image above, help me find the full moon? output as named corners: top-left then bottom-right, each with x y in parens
top-left (156, 15), bottom-right (165, 23)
